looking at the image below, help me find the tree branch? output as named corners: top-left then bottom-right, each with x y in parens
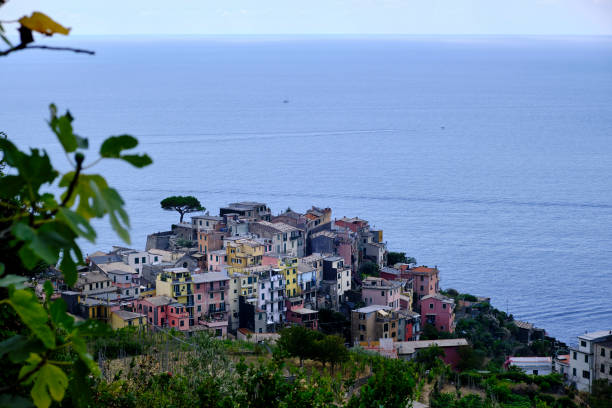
top-left (0, 44), bottom-right (95, 57)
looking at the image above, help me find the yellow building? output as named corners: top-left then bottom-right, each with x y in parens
top-left (110, 310), bottom-right (148, 330)
top-left (280, 257), bottom-right (299, 298)
top-left (80, 297), bottom-right (112, 323)
top-left (156, 267), bottom-right (194, 325)
top-left (226, 238), bottom-right (265, 275)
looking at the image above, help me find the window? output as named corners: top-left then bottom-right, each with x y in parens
top-left (429, 303), bottom-right (433, 309)
top-left (197, 305), bottom-right (201, 312)
top-left (443, 304), bottom-right (447, 309)
top-left (572, 368), bottom-right (576, 376)
top-left (381, 291), bottom-right (385, 297)
top-left (601, 348), bottom-right (606, 357)
top-left (581, 340), bottom-right (587, 347)
top-left (585, 355), bottom-right (588, 363)
top-left (197, 294), bottom-right (201, 300)
top-left (601, 364), bottom-right (605, 373)
top-left (420, 285), bottom-right (424, 291)
top-left (210, 293), bottom-right (214, 299)
top-left (154, 256), bottom-right (158, 262)
top-left (180, 320), bottom-right (184, 327)
top-left (142, 257), bottom-right (146, 263)
top-left (582, 370), bottom-right (590, 379)
top-left (196, 284), bottom-right (200, 290)
top-left (134, 258), bottom-right (139, 264)
top-left (383, 323), bottom-right (388, 332)
top-left (359, 334), bottom-right (364, 341)
top-left (533, 370), bottom-right (538, 375)
top-left (573, 351), bottom-right (577, 360)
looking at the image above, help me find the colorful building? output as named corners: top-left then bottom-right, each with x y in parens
top-left (351, 305), bottom-right (399, 344)
top-left (226, 238), bottom-right (265, 275)
top-left (420, 293), bottom-right (455, 333)
top-left (155, 267), bottom-right (195, 326)
top-left (285, 297), bottom-right (318, 330)
top-left (110, 310), bottom-right (147, 330)
top-left (361, 276), bottom-right (402, 310)
top-left (132, 295), bottom-right (190, 331)
top-left (207, 249), bottom-right (227, 272)
top-left (192, 272), bottom-right (230, 338)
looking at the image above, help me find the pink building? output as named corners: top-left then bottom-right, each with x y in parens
top-left (132, 295), bottom-right (189, 331)
top-left (381, 265), bottom-right (440, 304)
top-left (262, 255), bottom-right (281, 267)
top-left (207, 249), bottom-right (227, 272)
top-left (420, 294), bottom-right (455, 333)
top-left (361, 277), bottom-right (402, 310)
top-left (285, 297), bottom-right (318, 330)
top-left (193, 272), bottom-right (230, 337)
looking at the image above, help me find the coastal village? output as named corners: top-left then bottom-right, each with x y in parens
top-left (43, 201), bottom-right (612, 394)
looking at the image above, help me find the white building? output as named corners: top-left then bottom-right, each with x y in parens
top-left (506, 357), bottom-right (552, 376)
top-left (568, 329), bottom-right (612, 391)
top-left (257, 271), bottom-right (286, 329)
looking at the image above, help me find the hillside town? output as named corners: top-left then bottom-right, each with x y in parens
top-left (44, 201), bottom-right (612, 393)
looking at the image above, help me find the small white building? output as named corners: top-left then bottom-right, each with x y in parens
top-left (505, 356), bottom-right (552, 376)
top-left (568, 329), bottom-right (612, 392)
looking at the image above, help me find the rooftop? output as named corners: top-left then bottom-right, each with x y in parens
top-left (145, 295), bottom-right (176, 307)
top-left (421, 293), bottom-right (454, 304)
top-left (514, 320), bottom-right (534, 330)
top-left (323, 256), bottom-right (344, 262)
top-left (77, 272), bottom-right (111, 284)
top-left (113, 310), bottom-right (146, 321)
top-left (409, 266), bottom-right (439, 274)
top-left (354, 305), bottom-right (392, 314)
top-left (192, 272), bottom-right (230, 283)
top-left (292, 307), bottom-right (318, 315)
top-left (255, 221), bottom-right (299, 233)
top-left (97, 262), bottom-right (136, 274)
top-left (395, 338), bottom-right (469, 354)
top-left (578, 329), bottom-right (612, 341)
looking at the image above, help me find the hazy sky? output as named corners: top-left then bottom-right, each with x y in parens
top-left (2, 0), bottom-right (612, 35)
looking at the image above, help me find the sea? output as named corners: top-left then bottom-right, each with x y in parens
top-left (2, 35), bottom-right (612, 344)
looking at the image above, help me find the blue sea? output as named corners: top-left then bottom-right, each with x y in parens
top-left (2, 36), bottom-right (612, 344)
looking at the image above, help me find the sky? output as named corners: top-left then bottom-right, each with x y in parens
top-left (1, 0), bottom-right (612, 35)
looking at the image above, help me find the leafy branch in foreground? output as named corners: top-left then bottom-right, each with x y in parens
top-left (0, 104), bottom-right (151, 407)
top-left (0, 9), bottom-right (94, 57)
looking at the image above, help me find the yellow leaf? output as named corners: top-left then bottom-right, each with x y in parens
top-left (19, 12), bottom-right (70, 36)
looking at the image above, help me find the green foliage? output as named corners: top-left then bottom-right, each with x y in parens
top-left (160, 195), bottom-right (205, 223)
top-left (347, 357), bottom-right (416, 408)
top-left (414, 345), bottom-right (446, 371)
top-left (456, 346), bottom-right (485, 372)
top-left (175, 238), bottom-right (196, 248)
top-left (386, 251), bottom-right (416, 266)
top-left (277, 326), bottom-right (348, 370)
top-left (317, 308), bottom-right (349, 337)
top-left (358, 261), bottom-right (379, 278)
top-left (588, 379), bottom-right (612, 408)
top-left (0, 105), bottom-right (150, 407)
